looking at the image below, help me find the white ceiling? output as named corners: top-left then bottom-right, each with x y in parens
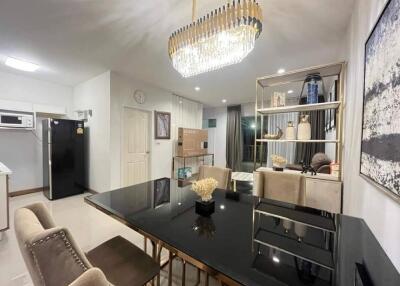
top-left (0, 0), bottom-right (354, 107)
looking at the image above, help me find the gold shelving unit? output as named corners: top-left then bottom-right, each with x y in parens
top-left (253, 62), bottom-right (346, 181)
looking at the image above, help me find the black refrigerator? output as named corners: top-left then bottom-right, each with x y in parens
top-left (42, 118), bottom-right (85, 200)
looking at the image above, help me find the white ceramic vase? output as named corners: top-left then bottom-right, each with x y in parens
top-left (286, 121), bottom-right (296, 140)
top-left (297, 115), bottom-right (311, 140)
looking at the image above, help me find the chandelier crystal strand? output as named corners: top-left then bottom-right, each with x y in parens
top-left (168, 0), bottom-right (263, 77)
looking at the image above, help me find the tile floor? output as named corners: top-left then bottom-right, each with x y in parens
top-left (0, 192), bottom-right (217, 286)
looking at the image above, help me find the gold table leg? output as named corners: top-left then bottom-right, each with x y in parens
top-left (181, 260), bottom-right (186, 286)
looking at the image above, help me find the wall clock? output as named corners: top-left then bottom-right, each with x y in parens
top-left (134, 90), bottom-right (146, 104)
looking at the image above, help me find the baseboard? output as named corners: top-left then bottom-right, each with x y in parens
top-left (86, 188), bottom-right (98, 194)
top-left (9, 187), bottom-right (43, 197)
top-left (9, 186), bottom-right (98, 197)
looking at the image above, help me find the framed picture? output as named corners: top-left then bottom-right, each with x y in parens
top-left (155, 111), bottom-right (171, 139)
top-left (360, 0), bottom-right (400, 202)
top-left (271, 92), bottom-right (286, 107)
top-left (153, 178), bottom-right (170, 208)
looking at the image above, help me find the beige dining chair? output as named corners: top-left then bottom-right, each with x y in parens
top-left (14, 202), bottom-right (160, 286)
top-left (254, 170), bottom-right (308, 241)
top-left (198, 165), bottom-right (232, 190)
top-left (253, 170), bottom-right (305, 205)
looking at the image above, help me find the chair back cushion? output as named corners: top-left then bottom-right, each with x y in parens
top-left (14, 203), bottom-right (93, 286)
top-left (198, 165), bottom-right (232, 189)
top-left (254, 171), bottom-right (305, 205)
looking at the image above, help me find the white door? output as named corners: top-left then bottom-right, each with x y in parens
top-left (122, 108), bottom-right (150, 187)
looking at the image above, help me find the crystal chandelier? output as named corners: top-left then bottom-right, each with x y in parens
top-left (168, 0), bottom-right (263, 77)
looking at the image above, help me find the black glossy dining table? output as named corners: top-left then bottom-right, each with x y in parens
top-left (84, 178), bottom-right (399, 286)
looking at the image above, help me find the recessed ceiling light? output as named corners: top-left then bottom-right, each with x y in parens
top-left (194, 86), bottom-right (200, 91)
top-left (272, 256), bottom-right (280, 263)
top-left (222, 99), bottom-right (227, 103)
top-left (277, 68), bottom-right (285, 74)
top-left (220, 204), bottom-right (225, 210)
top-left (5, 57), bottom-right (40, 72)
top-left (179, 100), bottom-right (183, 104)
top-left (288, 90), bottom-right (294, 94)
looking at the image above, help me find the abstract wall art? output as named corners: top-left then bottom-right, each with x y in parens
top-left (155, 111), bottom-right (171, 139)
top-left (361, 0), bottom-right (400, 201)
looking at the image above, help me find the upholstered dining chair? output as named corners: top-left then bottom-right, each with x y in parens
top-left (198, 165), bottom-right (232, 190)
top-left (14, 202), bottom-right (160, 286)
top-left (253, 170), bottom-right (308, 241)
top-left (253, 170), bottom-right (305, 205)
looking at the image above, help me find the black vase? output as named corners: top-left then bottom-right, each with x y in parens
top-left (195, 199), bottom-right (215, 217)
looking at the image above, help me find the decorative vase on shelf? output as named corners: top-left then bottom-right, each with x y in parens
top-left (286, 121), bottom-right (296, 140)
top-left (307, 76), bottom-right (319, 104)
top-left (297, 115), bottom-right (311, 140)
top-left (299, 73), bottom-right (325, 105)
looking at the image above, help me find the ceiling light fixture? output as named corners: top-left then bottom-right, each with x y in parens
top-left (272, 256), bottom-right (280, 263)
top-left (222, 99), bottom-right (227, 103)
top-left (277, 68), bottom-right (285, 74)
top-left (5, 57), bottom-right (40, 72)
top-left (168, 0), bottom-right (263, 77)
top-left (287, 90), bottom-right (294, 94)
top-left (194, 86), bottom-right (201, 91)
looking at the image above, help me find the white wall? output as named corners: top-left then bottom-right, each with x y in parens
top-left (110, 72), bottom-right (202, 190)
top-left (73, 71), bottom-right (111, 193)
top-left (0, 70), bottom-right (73, 192)
top-left (203, 107), bottom-right (227, 168)
top-left (343, 0), bottom-right (400, 271)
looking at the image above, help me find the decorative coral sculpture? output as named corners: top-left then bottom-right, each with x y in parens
top-left (271, 154), bottom-right (287, 168)
top-left (192, 178), bottom-right (218, 202)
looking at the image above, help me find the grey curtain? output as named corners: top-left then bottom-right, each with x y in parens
top-left (226, 105), bottom-right (242, 171)
top-left (295, 110), bottom-right (326, 165)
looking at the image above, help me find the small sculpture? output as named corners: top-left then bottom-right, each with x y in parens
top-left (271, 154), bottom-right (287, 171)
top-left (300, 161), bottom-right (317, 175)
top-left (192, 178), bottom-right (218, 216)
top-left (264, 127), bottom-right (283, 140)
top-left (192, 178), bottom-right (218, 202)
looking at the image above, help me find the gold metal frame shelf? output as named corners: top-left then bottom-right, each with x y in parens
top-left (257, 101), bottom-right (341, 115)
top-left (256, 139), bottom-right (339, 143)
top-left (253, 62), bottom-right (346, 182)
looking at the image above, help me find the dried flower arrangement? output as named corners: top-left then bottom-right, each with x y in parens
top-left (192, 178), bottom-right (218, 202)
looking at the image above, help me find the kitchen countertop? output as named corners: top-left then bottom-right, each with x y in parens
top-left (0, 162), bottom-right (12, 175)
